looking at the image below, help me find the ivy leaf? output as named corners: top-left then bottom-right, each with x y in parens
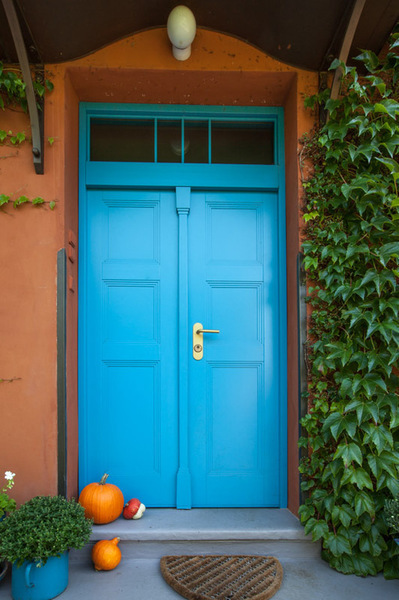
top-left (324, 531), bottom-right (352, 557)
top-left (355, 491), bottom-right (375, 517)
top-left (334, 442), bottom-right (363, 467)
top-left (350, 553), bottom-right (380, 576)
top-left (332, 505), bottom-right (355, 529)
top-left (359, 269), bottom-right (378, 288)
top-left (381, 135), bottom-right (399, 158)
top-left (374, 99), bottom-right (399, 118)
top-left (298, 504), bottom-right (315, 522)
top-left (339, 377), bottom-right (352, 397)
top-left (387, 478), bottom-right (399, 496)
top-left (355, 50), bottom-right (380, 71)
top-left (376, 157), bottom-right (399, 181)
top-left (355, 143), bottom-right (375, 163)
top-left (367, 455), bottom-right (381, 479)
top-left (300, 479), bottom-right (316, 492)
top-left (15, 131), bottom-right (25, 144)
top-left (369, 452), bottom-right (398, 479)
top-left (363, 424), bottom-right (393, 454)
top-left (322, 412), bottom-right (345, 440)
top-left (377, 242), bottom-right (399, 267)
top-left (361, 373), bottom-right (387, 396)
top-left (304, 518), bottom-right (329, 541)
top-left (13, 195), bottom-right (29, 208)
top-left (348, 468), bottom-right (374, 490)
top-left (34, 82), bottom-right (45, 97)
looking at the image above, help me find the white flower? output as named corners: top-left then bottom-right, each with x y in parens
top-left (4, 471), bottom-right (15, 481)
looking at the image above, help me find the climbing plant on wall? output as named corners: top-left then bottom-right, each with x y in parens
top-left (298, 32), bottom-right (399, 578)
top-left (0, 61), bottom-right (55, 209)
top-left (0, 62), bottom-right (55, 384)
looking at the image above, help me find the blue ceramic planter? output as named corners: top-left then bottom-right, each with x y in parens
top-left (11, 552), bottom-right (68, 600)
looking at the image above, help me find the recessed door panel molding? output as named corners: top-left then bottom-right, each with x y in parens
top-left (208, 283), bottom-right (263, 346)
top-left (103, 361), bottom-right (161, 472)
top-left (206, 200), bottom-right (263, 265)
top-left (104, 281), bottom-right (160, 344)
top-left (102, 197), bottom-right (160, 262)
top-left (206, 363), bottom-right (263, 475)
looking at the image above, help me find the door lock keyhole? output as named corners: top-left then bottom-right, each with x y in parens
top-left (194, 344), bottom-right (203, 353)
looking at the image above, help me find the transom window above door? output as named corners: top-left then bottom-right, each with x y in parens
top-left (90, 117), bottom-right (275, 165)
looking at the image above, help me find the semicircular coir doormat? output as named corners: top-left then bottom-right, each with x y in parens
top-left (160, 555), bottom-right (283, 600)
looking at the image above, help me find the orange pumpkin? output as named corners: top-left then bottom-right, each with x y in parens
top-left (79, 473), bottom-right (124, 524)
top-left (92, 537), bottom-right (121, 571)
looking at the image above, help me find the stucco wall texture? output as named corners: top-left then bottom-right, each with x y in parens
top-left (0, 28), bottom-right (317, 513)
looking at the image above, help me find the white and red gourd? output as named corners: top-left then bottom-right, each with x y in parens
top-left (123, 498), bottom-right (146, 520)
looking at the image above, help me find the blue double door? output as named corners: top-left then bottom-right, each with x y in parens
top-left (80, 186), bottom-right (282, 507)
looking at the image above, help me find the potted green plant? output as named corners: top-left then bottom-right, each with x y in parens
top-left (0, 470), bottom-right (16, 583)
top-left (384, 495), bottom-right (399, 545)
top-left (0, 495), bottom-right (92, 600)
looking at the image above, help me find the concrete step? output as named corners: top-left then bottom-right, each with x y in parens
top-left (71, 508), bottom-right (319, 561)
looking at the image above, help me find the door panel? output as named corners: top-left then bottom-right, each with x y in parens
top-left (188, 191), bottom-right (279, 506)
top-left (80, 188), bottom-right (281, 507)
top-left (80, 190), bottom-right (178, 506)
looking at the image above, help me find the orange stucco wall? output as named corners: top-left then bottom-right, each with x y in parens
top-left (0, 28), bottom-right (317, 512)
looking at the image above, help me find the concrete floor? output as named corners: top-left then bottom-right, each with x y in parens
top-left (1, 509), bottom-right (398, 599)
top-left (1, 555), bottom-right (398, 600)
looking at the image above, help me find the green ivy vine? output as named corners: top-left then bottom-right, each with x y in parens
top-left (0, 61), bottom-right (55, 210)
top-left (298, 32), bottom-right (399, 578)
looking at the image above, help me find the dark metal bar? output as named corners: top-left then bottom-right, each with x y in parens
top-left (57, 249), bottom-right (67, 497)
top-left (1, 0), bottom-right (44, 173)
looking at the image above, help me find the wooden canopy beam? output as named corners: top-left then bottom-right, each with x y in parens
top-left (1, 0), bottom-right (44, 174)
top-left (330, 0), bottom-right (367, 102)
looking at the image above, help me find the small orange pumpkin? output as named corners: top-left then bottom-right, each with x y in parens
top-left (79, 473), bottom-right (124, 524)
top-left (92, 537), bottom-right (121, 571)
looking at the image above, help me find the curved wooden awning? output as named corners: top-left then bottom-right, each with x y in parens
top-left (0, 0), bottom-right (398, 71)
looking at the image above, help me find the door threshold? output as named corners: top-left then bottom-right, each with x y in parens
top-left (88, 508), bottom-right (303, 542)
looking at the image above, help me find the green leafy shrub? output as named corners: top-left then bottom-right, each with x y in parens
top-left (0, 495), bottom-right (92, 566)
top-left (299, 32), bottom-right (399, 578)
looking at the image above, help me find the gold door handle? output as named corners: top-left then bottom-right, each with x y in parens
top-left (193, 323), bottom-right (220, 361)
